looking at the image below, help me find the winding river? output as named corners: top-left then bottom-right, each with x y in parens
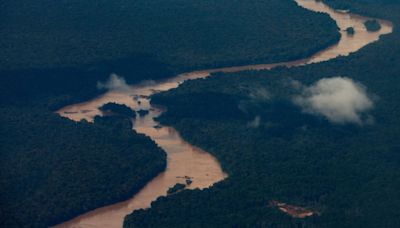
top-left (56, 0), bottom-right (393, 227)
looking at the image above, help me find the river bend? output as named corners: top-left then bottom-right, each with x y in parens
top-left (56, 1), bottom-right (393, 227)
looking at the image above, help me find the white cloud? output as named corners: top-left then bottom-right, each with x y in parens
top-left (97, 73), bottom-right (131, 91)
top-left (293, 77), bottom-right (374, 124)
top-left (249, 87), bottom-right (271, 101)
top-left (247, 116), bottom-right (261, 128)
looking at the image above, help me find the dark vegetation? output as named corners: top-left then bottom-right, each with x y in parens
top-left (364, 19), bottom-right (382, 31)
top-left (0, 0), bottom-right (341, 113)
top-left (125, 0), bottom-right (400, 227)
top-left (167, 184), bottom-right (187, 195)
top-left (137, 110), bottom-right (150, 117)
top-left (99, 102), bottom-right (136, 118)
top-left (0, 57), bottom-right (173, 112)
top-left (0, 0), bottom-right (342, 227)
top-left (324, 0), bottom-right (400, 11)
top-left (346, 27), bottom-right (356, 35)
top-left (0, 111), bottom-right (166, 227)
top-left (0, 0), bottom-right (339, 71)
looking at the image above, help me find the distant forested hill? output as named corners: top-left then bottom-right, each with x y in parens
top-left (0, 0), bottom-right (339, 72)
top-left (124, 1), bottom-right (400, 227)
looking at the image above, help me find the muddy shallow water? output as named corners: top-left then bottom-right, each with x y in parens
top-left (56, 0), bottom-right (393, 227)
top-left (56, 91), bottom-right (228, 228)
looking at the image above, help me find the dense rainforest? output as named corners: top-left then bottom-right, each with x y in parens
top-left (99, 102), bottom-right (137, 118)
top-left (0, 0), bottom-right (339, 71)
top-left (124, 0), bottom-right (400, 227)
top-left (0, 112), bottom-right (166, 227)
top-left (0, 0), bottom-right (341, 227)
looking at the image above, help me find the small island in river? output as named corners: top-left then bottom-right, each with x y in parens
top-left (364, 19), bottom-right (381, 32)
top-left (99, 102), bottom-right (136, 118)
top-left (346, 27), bottom-right (355, 35)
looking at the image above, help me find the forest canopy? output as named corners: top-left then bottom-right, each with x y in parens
top-left (0, 110), bottom-right (166, 227)
top-left (0, 0), bottom-right (351, 227)
top-left (0, 0), bottom-right (339, 72)
top-left (99, 102), bottom-right (137, 118)
top-left (124, 0), bottom-right (400, 227)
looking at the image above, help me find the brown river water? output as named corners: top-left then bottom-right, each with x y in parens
top-left (56, 0), bottom-right (393, 227)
